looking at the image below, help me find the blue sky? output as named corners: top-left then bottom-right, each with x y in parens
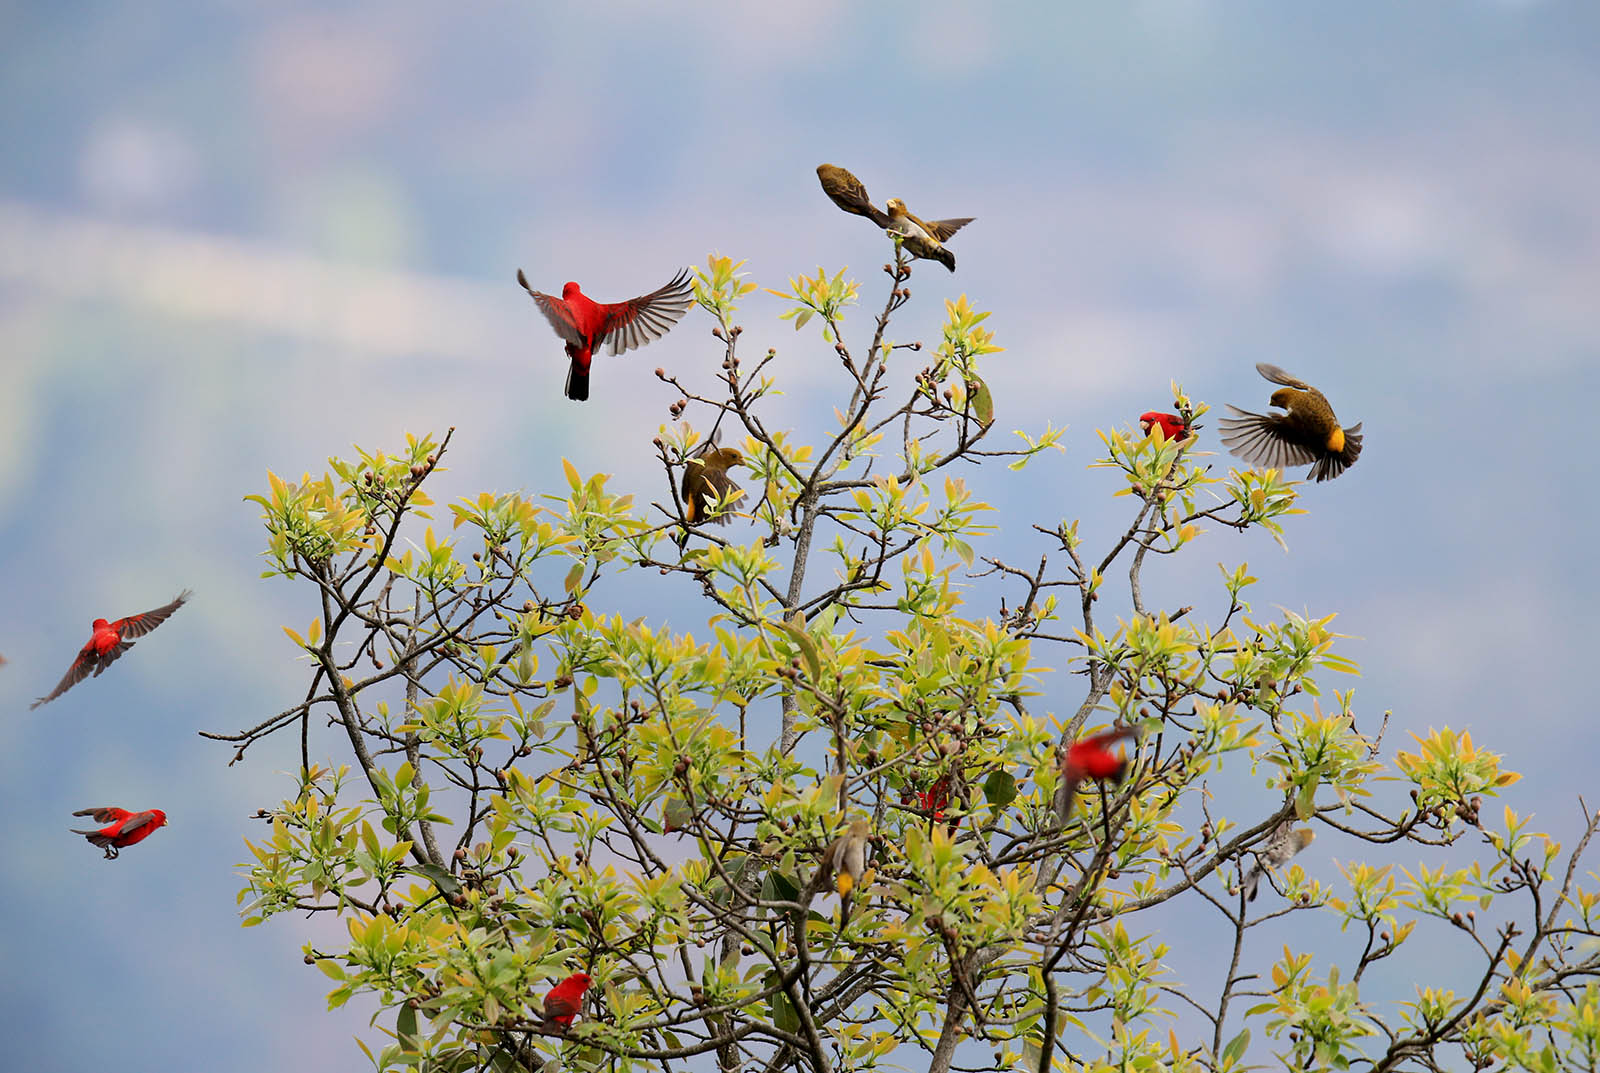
top-left (2, 3), bottom-right (1597, 1070)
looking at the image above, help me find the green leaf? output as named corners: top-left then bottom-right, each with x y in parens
top-left (983, 770), bottom-right (1017, 809)
top-left (396, 1002), bottom-right (420, 1052)
top-left (776, 613), bottom-right (821, 682)
top-left (766, 972), bottom-right (800, 1034)
top-left (968, 376), bottom-right (994, 426)
top-left (1221, 1028), bottom-right (1250, 1068)
top-left (404, 863), bottom-right (461, 896)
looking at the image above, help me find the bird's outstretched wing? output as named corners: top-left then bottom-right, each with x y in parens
top-left (816, 164), bottom-right (892, 228)
top-left (73, 806), bottom-right (133, 824)
top-left (599, 269), bottom-right (695, 356)
top-left (517, 270), bottom-right (586, 348)
top-left (1218, 407), bottom-right (1321, 470)
top-left (32, 649), bottom-right (99, 709)
top-left (116, 590), bottom-right (192, 639)
top-left (920, 216), bottom-right (974, 242)
top-left (1254, 362), bottom-right (1314, 392)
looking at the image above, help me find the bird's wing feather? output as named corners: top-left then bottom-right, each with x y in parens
top-left (1254, 363), bottom-right (1313, 391)
top-left (116, 811), bottom-right (162, 838)
top-left (1217, 408), bottom-right (1319, 468)
top-left (517, 270), bottom-right (586, 348)
top-left (73, 806), bottom-right (133, 823)
top-left (817, 165), bottom-right (894, 228)
top-left (31, 651), bottom-right (97, 709)
top-left (116, 590), bottom-right (192, 639)
top-left (599, 269), bottom-right (695, 356)
top-left (922, 217), bottom-right (974, 242)
top-left (90, 640), bottom-right (133, 677)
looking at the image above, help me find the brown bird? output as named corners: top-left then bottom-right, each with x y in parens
top-left (816, 164), bottom-right (892, 228)
top-left (1240, 823), bottom-right (1316, 901)
top-left (680, 442), bottom-right (745, 526)
top-left (817, 818), bottom-right (872, 922)
top-left (884, 197), bottom-right (971, 272)
top-left (1218, 363), bottom-right (1363, 482)
top-left (815, 164), bottom-right (973, 271)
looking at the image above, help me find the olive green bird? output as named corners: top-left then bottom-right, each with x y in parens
top-left (1218, 363), bottom-right (1363, 482)
top-left (680, 441), bottom-right (745, 526)
top-left (815, 164), bottom-right (973, 272)
top-left (817, 818), bottom-right (873, 923)
top-left (1240, 822), bottom-right (1316, 901)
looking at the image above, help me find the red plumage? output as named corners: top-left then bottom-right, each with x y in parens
top-left (71, 807), bottom-right (168, 859)
top-left (1058, 726), bottom-right (1141, 821)
top-left (517, 270), bottom-right (694, 402)
top-left (540, 971), bottom-right (592, 1032)
top-left (32, 591), bottom-right (192, 709)
top-left (1139, 411), bottom-right (1190, 443)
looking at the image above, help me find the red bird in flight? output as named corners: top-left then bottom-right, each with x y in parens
top-left (32, 590), bottom-right (192, 709)
top-left (517, 269), bottom-right (694, 402)
top-left (1057, 725), bottom-right (1141, 822)
top-left (71, 807), bottom-right (168, 859)
top-left (540, 971), bottom-right (592, 1033)
top-left (1139, 411), bottom-right (1191, 443)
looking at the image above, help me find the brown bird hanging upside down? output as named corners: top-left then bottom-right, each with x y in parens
top-left (1218, 363), bottom-right (1363, 482)
top-left (680, 442), bottom-right (745, 526)
top-left (815, 164), bottom-right (973, 271)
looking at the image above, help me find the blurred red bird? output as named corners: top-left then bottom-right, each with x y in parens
top-left (1057, 726), bottom-right (1141, 822)
top-left (540, 971), bottom-right (592, 1033)
top-left (71, 807), bottom-right (168, 859)
top-left (1139, 412), bottom-right (1191, 443)
top-left (32, 590), bottom-right (192, 709)
top-left (517, 269), bottom-right (695, 402)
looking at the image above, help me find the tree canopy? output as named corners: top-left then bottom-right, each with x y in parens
top-left (214, 251), bottom-right (1600, 1073)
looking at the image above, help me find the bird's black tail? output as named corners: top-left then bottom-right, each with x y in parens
top-left (936, 248), bottom-right (956, 272)
top-left (564, 360), bottom-right (590, 402)
top-left (1310, 423), bottom-right (1363, 482)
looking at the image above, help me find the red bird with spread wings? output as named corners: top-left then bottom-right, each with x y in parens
top-left (517, 269), bottom-right (695, 402)
top-left (32, 590), bottom-right (192, 709)
top-left (1056, 725), bottom-right (1141, 823)
top-left (71, 807), bottom-right (168, 859)
top-left (540, 971), bottom-right (592, 1033)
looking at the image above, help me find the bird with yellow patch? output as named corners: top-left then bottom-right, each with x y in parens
top-left (1218, 363), bottom-right (1363, 482)
top-left (680, 441), bottom-right (745, 526)
top-left (818, 818), bottom-right (872, 922)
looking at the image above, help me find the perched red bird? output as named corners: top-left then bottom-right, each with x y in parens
top-left (70, 807), bottom-right (168, 859)
top-left (32, 590), bottom-right (192, 709)
top-left (540, 971), bottom-right (592, 1033)
top-left (517, 269), bottom-right (694, 402)
top-left (1139, 412), bottom-right (1191, 443)
top-left (918, 775), bottom-right (952, 822)
top-left (1056, 726), bottom-right (1141, 823)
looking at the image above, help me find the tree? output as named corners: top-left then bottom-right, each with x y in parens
top-left (210, 249), bottom-right (1600, 1073)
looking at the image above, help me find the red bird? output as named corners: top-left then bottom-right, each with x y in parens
top-left (517, 269), bottom-right (695, 402)
top-left (540, 971), bottom-right (592, 1033)
top-left (1057, 726), bottom-right (1141, 822)
top-left (918, 775), bottom-right (952, 822)
top-left (32, 590), bottom-right (192, 709)
top-left (71, 807), bottom-right (168, 859)
top-left (1139, 412), bottom-right (1191, 443)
